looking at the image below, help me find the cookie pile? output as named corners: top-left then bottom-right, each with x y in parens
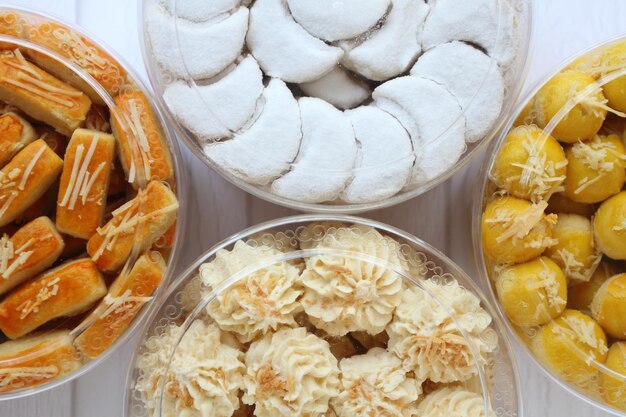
top-left (145, 0), bottom-right (526, 205)
top-left (135, 223), bottom-right (499, 417)
top-left (481, 39), bottom-right (626, 411)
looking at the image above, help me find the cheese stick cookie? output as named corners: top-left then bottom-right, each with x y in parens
top-left (0, 49), bottom-right (91, 136)
top-left (0, 216), bottom-right (64, 296)
top-left (0, 112), bottom-right (36, 167)
top-left (0, 259), bottom-right (106, 339)
top-left (26, 21), bottom-right (126, 105)
top-left (75, 250), bottom-right (165, 358)
top-left (0, 139), bottom-right (63, 227)
top-left (87, 181), bottom-right (178, 272)
top-left (0, 330), bottom-right (81, 392)
top-left (111, 90), bottom-right (173, 187)
top-left (56, 129), bottom-right (115, 239)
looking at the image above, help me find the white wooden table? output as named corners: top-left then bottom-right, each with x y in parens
top-left (0, 0), bottom-right (624, 416)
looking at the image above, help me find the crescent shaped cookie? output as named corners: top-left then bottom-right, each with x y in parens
top-left (287, 0), bottom-right (389, 42)
top-left (373, 76), bottom-right (466, 187)
top-left (146, 4), bottom-right (248, 79)
top-left (341, 0), bottom-right (429, 81)
top-left (342, 106), bottom-right (414, 204)
top-left (205, 79), bottom-right (301, 185)
top-left (411, 41), bottom-right (505, 143)
top-left (163, 55), bottom-right (264, 142)
top-left (247, 0), bottom-right (343, 83)
top-left (422, 0), bottom-right (517, 67)
top-left (163, 0), bottom-right (240, 22)
top-left (271, 97), bottom-right (357, 203)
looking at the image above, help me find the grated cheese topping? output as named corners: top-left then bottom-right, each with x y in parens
top-left (0, 365), bottom-right (58, 388)
top-left (508, 133), bottom-right (567, 202)
top-left (123, 99), bottom-right (153, 183)
top-left (558, 313), bottom-right (608, 354)
top-left (99, 289), bottom-right (152, 319)
top-left (18, 144), bottom-right (46, 191)
top-left (0, 191), bottom-right (17, 219)
top-left (527, 258), bottom-right (566, 309)
top-left (0, 50), bottom-right (84, 108)
top-left (52, 28), bottom-right (108, 70)
top-left (495, 201), bottom-right (555, 244)
top-left (17, 277), bottom-right (60, 320)
top-left (568, 82), bottom-right (626, 119)
top-left (59, 135), bottom-right (106, 210)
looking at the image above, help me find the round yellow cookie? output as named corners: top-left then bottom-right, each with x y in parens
top-left (482, 196), bottom-right (557, 264)
top-left (491, 125), bottom-right (567, 202)
top-left (569, 262), bottom-right (618, 311)
top-left (496, 257), bottom-right (567, 327)
top-left (598, 42), bottom-right (626, 113)
top-left (600, 342), bottom-right (626, 411)
top-left (544, 214), bottom-right (601, 283)
top-left (564, 134), bottom-right (626, 204)
top-left (532, 309), bottom-right (608, 389)
top-left (534, 70), bottom-right (609, 143)
top-left (593, 192), bottom-right (626, 260)
top-left (591, 273), bottom-right (626, 339)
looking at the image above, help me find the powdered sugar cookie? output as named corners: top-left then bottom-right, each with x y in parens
top-left (341, 0), bottom-right (429, 81)
top-left (299, 67), bottom-right (371, 110)
top-left (411, 41), bottom-right (505, 143)
top-left (205, 79), bottom-right (302, 185)
top-left (373, 76), bottom-right (466, 187)
top-left (287, 0), bottom-right (389, 42)
top-left (422, 0), bottom-right (517, 67)
top-left (272, 97), bottom-right (357, 203)
top-left (341, 106), bottom-right (414, 203)
top-left (146, 4), bottom-right (248, 79)
top-left (162, 0), bottom-right (240, 22)
top-left (247, 0), bottom-right (343, 83)
top-left (163, 55), bottom-right (264, 141)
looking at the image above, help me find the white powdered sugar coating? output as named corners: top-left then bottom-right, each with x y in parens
top-left (163, 55), bottom-right (263, 141)
top-left (149, 0), bottom-right (523, 204)
top-left (342, 106), bottom-right (414, 203)
top-left (373, 76), bottom-right (466, 188)
top-left (388, 279), bottom-right (498, 384)
top-left (341, 0), bottom-right (430, 82)
top-left (205, 79), bottom-right (302, 185)
top-left (416, 387), bottom-right (495, 417)
top-left (299, 67), bottom-right (371, 110)
top-left (287, 0), bottom-right (389, 42)
top-left (162, 0), bottom-right (240, 22)
top-left (146, 4), bottom-right (248, 79)
top-left (199, 241), bottom-right (303, 343)
top-left (332, 348), bottom-right (422, 417)
top-left (422, 0), bottom-right (517, 67)
top-left (411, 41), bottom-right (505, 143)
top-left (134, 320), bottom-right (245, 417)
top-left (247, 0), bottom-right (343, 83)
top-left (243, 327), bottom-right (340, 417)
top-left (299, 225), bottom-right (405, 336)
top-left (271, 97), bottom-right (357, 203)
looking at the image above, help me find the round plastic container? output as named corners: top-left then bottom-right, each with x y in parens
top-left (0, 7), bottom-right (185, 399)
top-left (474, 37), bottom-right (626, 415)
top-left (125, 215), bottom-right (521, 417)
top-left (139, 0), bottom-right (532, 213)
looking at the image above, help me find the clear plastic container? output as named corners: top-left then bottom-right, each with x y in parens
top-left (125, 215), bottom-right (521, 417)
top-left (474, 37), bottom-right (626, 415)
top-left (139, 0), bottom-right (532, 213)
top-left (0, 6), bottom-right (185, 399)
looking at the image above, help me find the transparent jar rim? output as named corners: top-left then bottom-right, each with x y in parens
top-left (137, 0), bottom-right (534, 214)
top-left (0, 6), bottom-right (187, 401)
top-left (472, 34), bottom-right (626, 417)
top-left (123, 213), bottom-right (523, 417)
